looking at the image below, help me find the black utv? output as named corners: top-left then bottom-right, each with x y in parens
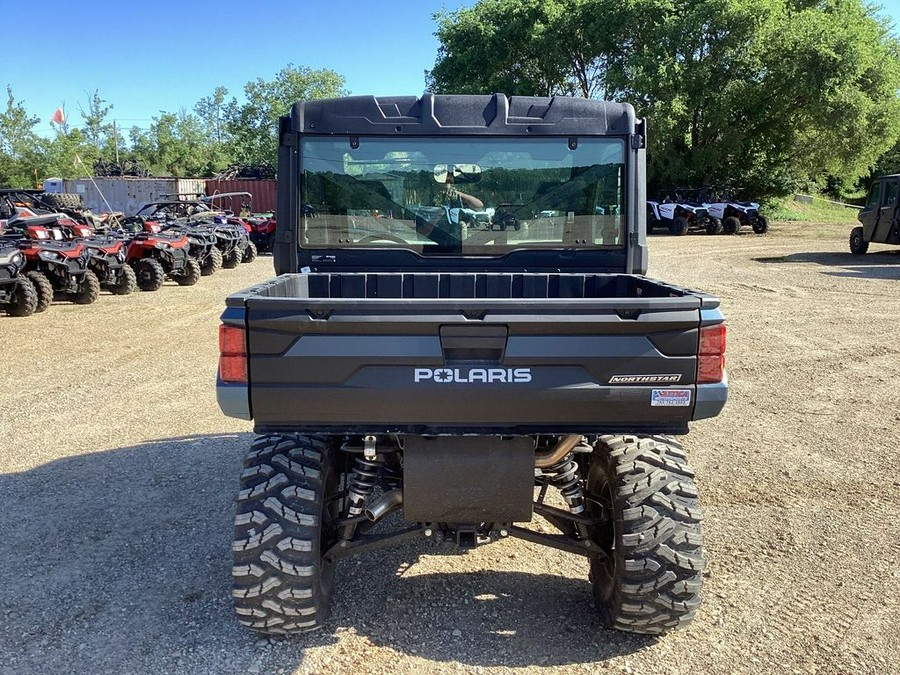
top-left (851, 174), bottom-right (900, 254)
top-left (217, 94), bottom-right (729, 637)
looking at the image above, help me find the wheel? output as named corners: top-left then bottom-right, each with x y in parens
top-left (849, 226), bottom-right (869, 254)
top-left (722, 216), bottom-right (741, 235)
top-left (222, 248), bottom-right (240, 269)
top-left (201, 247), bottom-right (222, 276)
top-left (25, 271), bottom-right (53, 312)
top-left (4, 277), bottom-right (38, 317)
top-left (706, 217), bottom-right (723, 235)
top-left (108, 264), bottom-right (137, 295)
top-left (71, 270), bottom-right (100, 304)
top-left (265, 233), bottom-right (276, 254)
top-left (752, 215), bottom-right (768, 234)
top-left (241, 240), bottom-right (258, 263)
top-left (39, 192), bottom-right (83, 210)
top-left (232, 434), bottom-right (340, 634)
top-left (134, 258), bottom-right (165, 291)
top-left (585, 435), bottom-right (705, 634)
top-left (669, 216), bottom-right (689, 236)
top-left (175, 258), bottom-right (201, 286)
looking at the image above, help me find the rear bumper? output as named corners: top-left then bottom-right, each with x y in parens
top-left (217, 381), bottom-right (251, 420)
top-left (693, 376), bottom-right (728, 421)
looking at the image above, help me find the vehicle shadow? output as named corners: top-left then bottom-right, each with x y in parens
top-left (322, 557), bottom-right (655, 667)
top-left (754, 250), bottom-right (900, 280)
top-left (0, 433), bottom-right (652, 674)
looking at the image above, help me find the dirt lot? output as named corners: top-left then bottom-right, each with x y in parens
top-left (2, 222), bottom-right (899, 675)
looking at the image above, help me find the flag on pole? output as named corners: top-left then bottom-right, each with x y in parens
top-left (51, 107), bottom-right (65, 125)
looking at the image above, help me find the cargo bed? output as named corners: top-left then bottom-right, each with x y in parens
top-left (219, 272), bottom-right (726, 435)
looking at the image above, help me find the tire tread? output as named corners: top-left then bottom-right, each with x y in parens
top-left (591, 434), bottom-right (706, 634)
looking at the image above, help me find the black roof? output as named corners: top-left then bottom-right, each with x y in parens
top-left (291, 93), bottom-right (637, 137)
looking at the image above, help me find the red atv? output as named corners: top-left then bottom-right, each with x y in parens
top-left (120, 221), bottom-right (201, 292)
top-left (3, 215), bottom-right (100, 310)
top-left (0, 239), bottom-right (38, 316)
top-left (246, 214), bottom-right (276, 254)
top-left (55, 222), bottom-right (137, 296)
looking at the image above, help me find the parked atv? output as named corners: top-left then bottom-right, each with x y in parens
top-left (2, 215), bottom-right (99, 309)
top-left (130, 200), bottom-right (249, 269)
top-left (246, 213), bottom-right (276, 253)
top-left (702, 187), bottom-right (768, 235)
top-left (118, 222), bottom-right (200, 292)
top-left (125, 202), bottom-right (221, 276)
top-left (163, 221), bottom-right (223, 276)
top-left (24, 190), bottom-right (126, 231)
top-left (0, 240), bottom-right (38, 316)
top-left (55, 221), bottom-right (136, 295)
top-left (208, 215), bottom-right (249, 268)
top-left (647, 189), bottom-right (713, 235)
top-left (198, 193), bottom-right (256, 264)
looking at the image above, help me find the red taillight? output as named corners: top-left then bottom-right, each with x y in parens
top-left (218, 324), bottom-right (247, 383)
top-left (697, 323), bottom-right (726, 384)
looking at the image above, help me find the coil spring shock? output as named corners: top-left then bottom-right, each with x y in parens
top-left (547, 453), bottom-right (590, 539)
top-left (346, 457), bottom-right (381, 518)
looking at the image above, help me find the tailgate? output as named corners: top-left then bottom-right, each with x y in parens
top-left (243, 279), bottom-right (712, 435)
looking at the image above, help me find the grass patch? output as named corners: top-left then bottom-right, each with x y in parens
top-left (766, 196), bottom-right (861, 224)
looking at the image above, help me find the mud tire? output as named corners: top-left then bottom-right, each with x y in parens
top-left (135, 258), bottom-right (165, 292)
top-left (39, 192), bottom-right (83, 210)
top-left (669, 216), bottom-right (689, 236)
top-left (241, 241), bottom-right (258, 263)
top-left (232, 434), bottom-right (339, 635)
top-left (586, 434), bottom-right (706, 635)
top-left (752, 215), bottom-right (769, 234)
top-left (25, 271), bottom-right (53, 312)
top-left (222, 248), bottom-right (240, 269)
top-left (706, 217), bottom-right (723, 235)
top-left (722, 216), bottom-right (741, 235)
top-left (109, 264), bottom-right (137, 295)
top-left (72, 270), bottom-right (100, 305)
top-left (174, 258), bottom-right (201, 286)
top-left (849, 226), bottom-right (868, 255)
top-left (201, 247), bottom-right (222, 276)
top-left (5, 277), bottom-right (38, 316)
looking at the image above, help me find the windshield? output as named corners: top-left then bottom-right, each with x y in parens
top-left (299, 136), bottom-right (626, 254)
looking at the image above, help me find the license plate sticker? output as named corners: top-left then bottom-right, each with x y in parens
top-left (651, 389), bottom-right (692, 407)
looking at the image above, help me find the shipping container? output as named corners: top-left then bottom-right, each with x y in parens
top-left (62, 177), bottom-right (208, 216)
top-left (205, 179), bottom-right (277, 214)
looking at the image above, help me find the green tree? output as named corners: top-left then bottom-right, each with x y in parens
top-left (195, 86), bottom-right (232, 173)
top-left (429, 0), bottom-right (900, 198)
top-left (41, 127), bottom-right (99, 179)
top-left (224, 64), bottom-right (347, 166)
top-left (129, 110), bottom-right (218, 177)
top-left (0, 86), bottom-right (46, 187)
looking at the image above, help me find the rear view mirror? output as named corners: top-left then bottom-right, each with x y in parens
top-left (433, 164), bottom-right (482, 184)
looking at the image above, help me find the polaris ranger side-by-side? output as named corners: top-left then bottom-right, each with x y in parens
top-left (216, 94), bottom-right (728, 636)
top-left (851, 174), bottom-right (900, 254)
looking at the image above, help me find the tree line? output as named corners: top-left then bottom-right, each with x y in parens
top-left (3, 0), bottom-right (900, 200)
top-left (0, 65), bottom-right (346, 188)
top-left (428, 0), bottom-right (900, 199)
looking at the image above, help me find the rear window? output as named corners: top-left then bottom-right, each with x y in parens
top-left (299, 136), bottom-right (626, 255)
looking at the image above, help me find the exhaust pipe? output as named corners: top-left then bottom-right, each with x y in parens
top-left (534, 434), bottom-right (585, 469)
top-left (364, 489), bottom-right (404, 522)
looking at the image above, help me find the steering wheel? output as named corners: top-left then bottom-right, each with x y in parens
top-left (355, 233), bottom-right (408, 245)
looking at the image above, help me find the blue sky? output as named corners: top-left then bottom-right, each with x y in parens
top-left (3, 0), bottom-right (900, 138)
top-left (2, 0), bottom-right (470, 136)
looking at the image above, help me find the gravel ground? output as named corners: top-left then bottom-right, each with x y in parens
top-left (2, 222), bottom-right (899, 675)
